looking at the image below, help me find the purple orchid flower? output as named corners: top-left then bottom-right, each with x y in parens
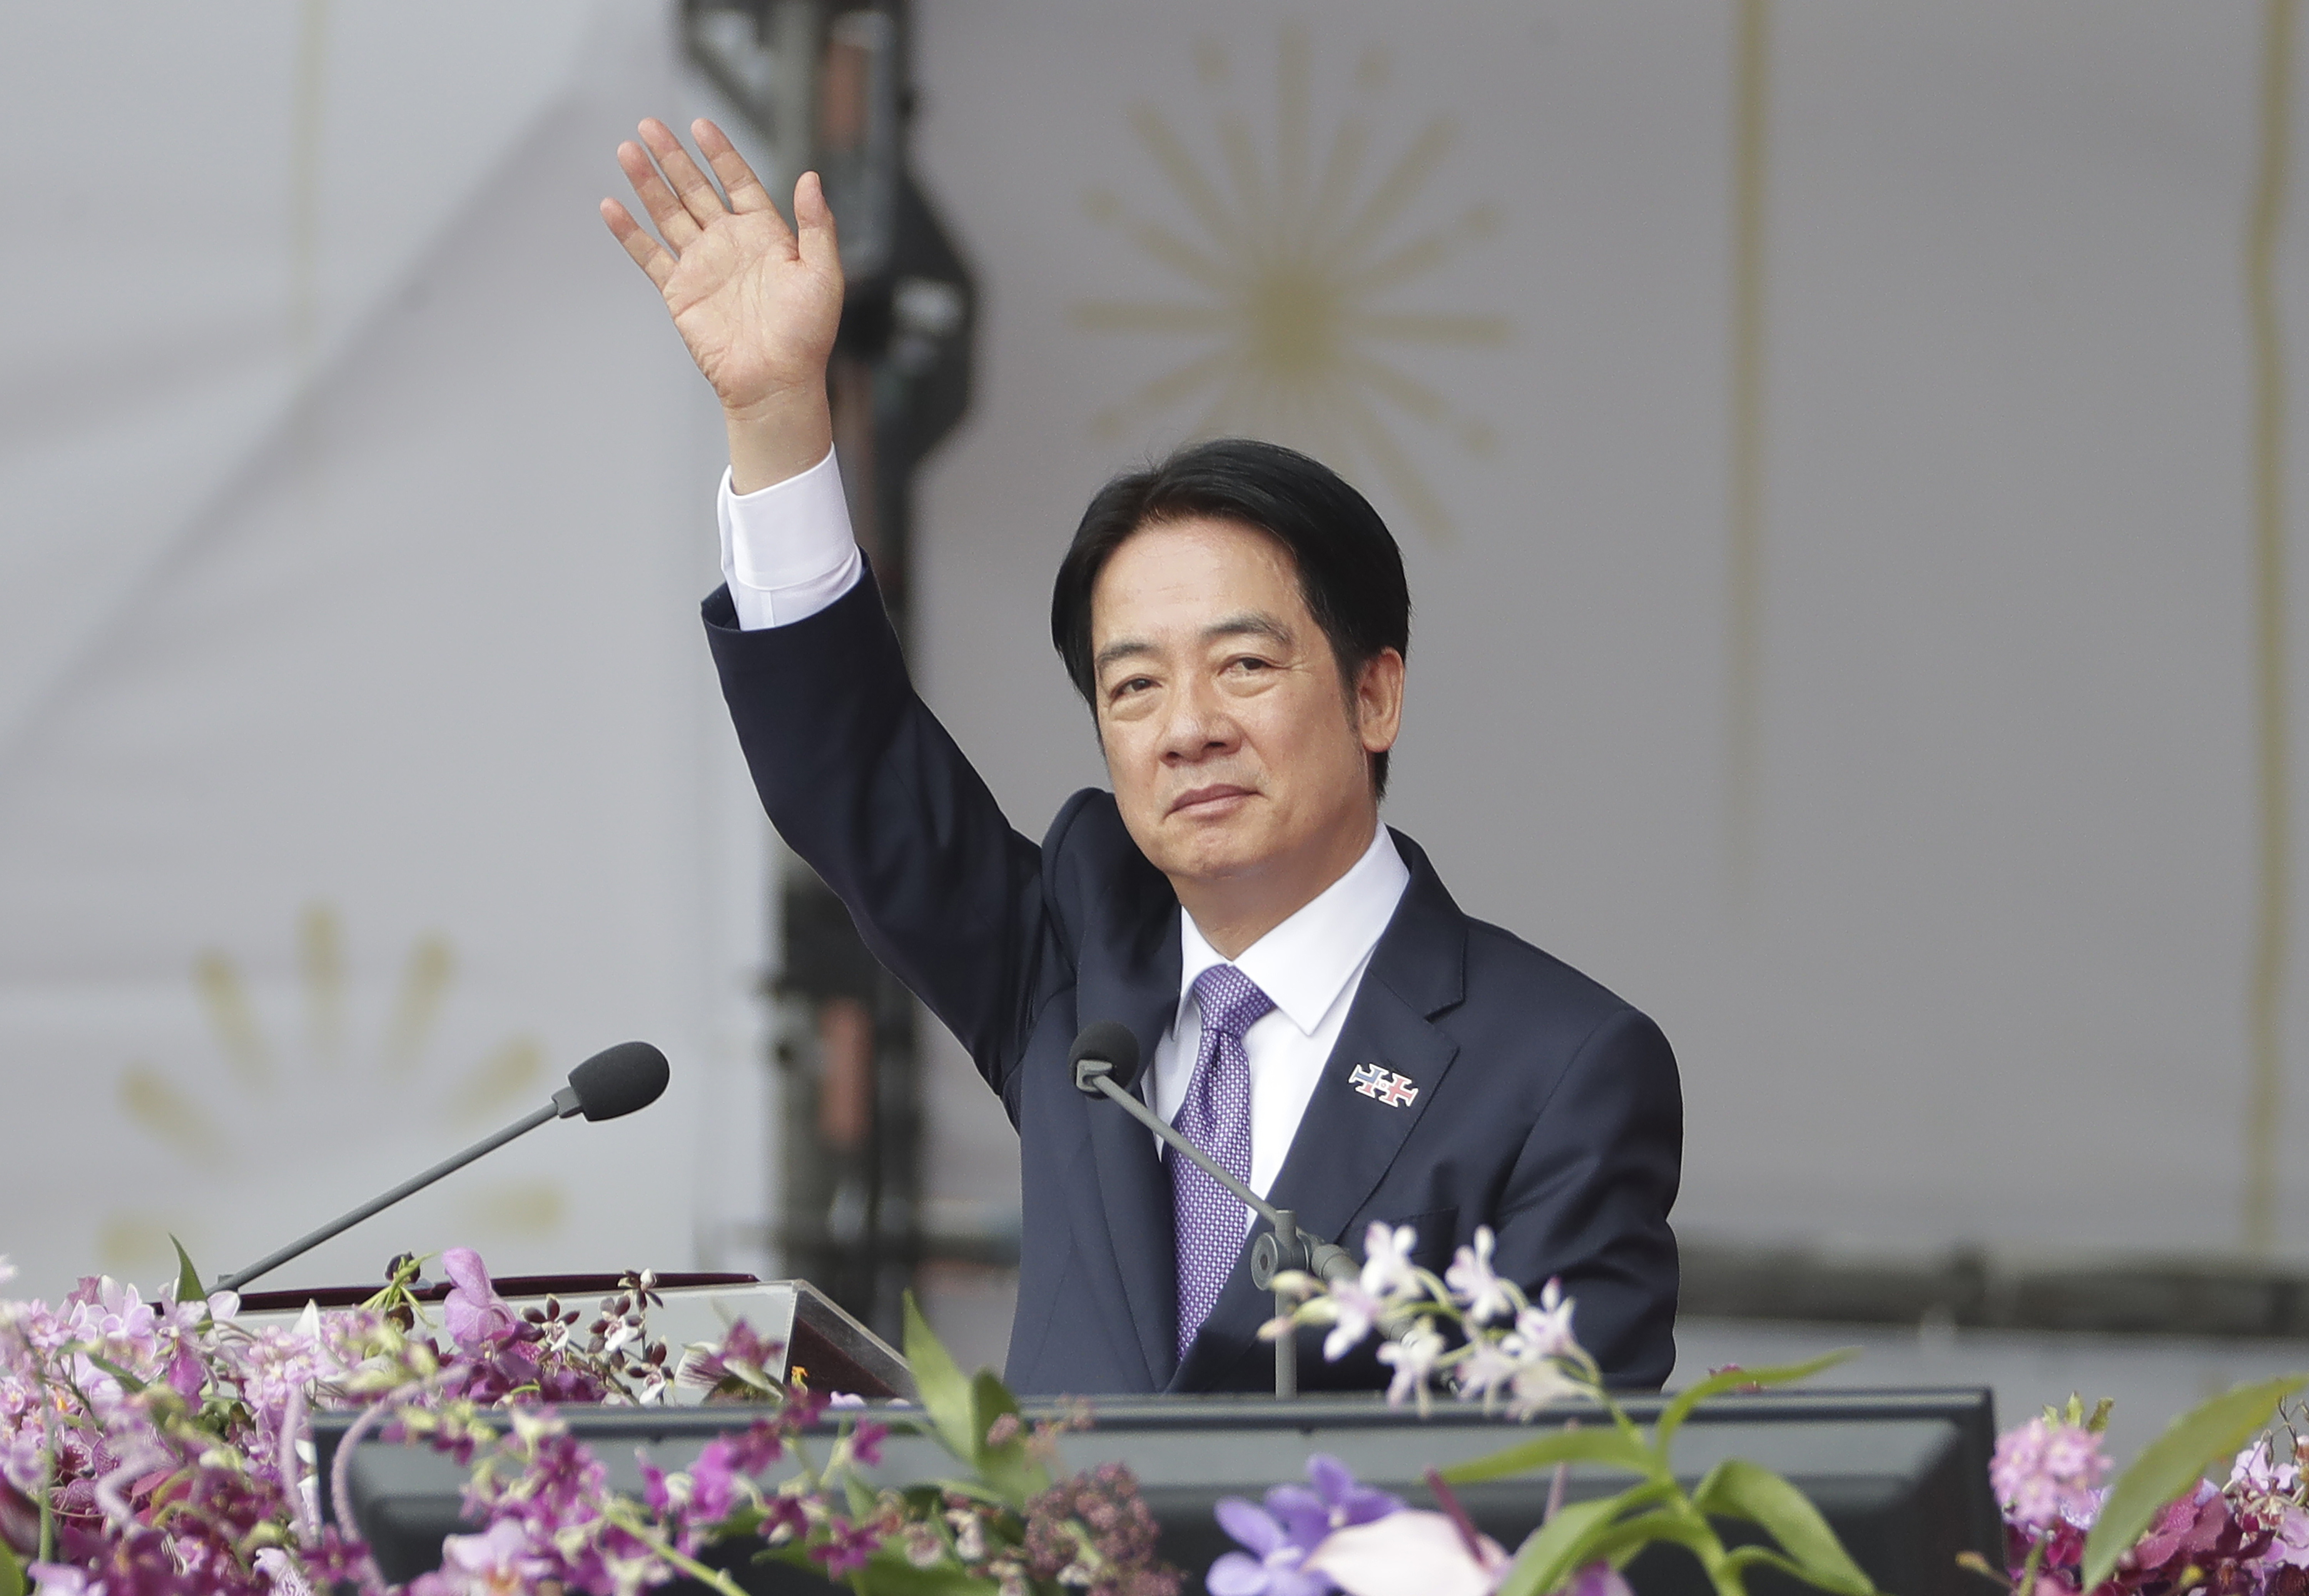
top-left (439, 1249), bottom-right (521, 1354)
top-left (720, 1418), bottom-right (782, 1475)
top-left (686, 1436), bottom-right (749, 1522)
top-left (1209, 1496), bottom-right (1335, 1596)
top-left (1213, 1454), bottom-right (1403, 1596)
top-left (1265, 1453), bottom-right (1404, 1546)
top-left (811, 1514), bottom-right (883, 1577)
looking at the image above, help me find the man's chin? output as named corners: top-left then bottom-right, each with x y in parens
top-left (1149, 825), bottom-right (1272, 886)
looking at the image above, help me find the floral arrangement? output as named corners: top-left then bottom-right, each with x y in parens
top-left (1245, 1220), bottom-right (2309, 1596)
top-left (1987, 1386), bottom-right (2309, 1596)
top-left (0, 1245), bottom-right (1180, 1596)
top-left (1224, 1221), bottom-right (1885, 1596)
top-left (11, 1222), bottom-right (2309, 1596)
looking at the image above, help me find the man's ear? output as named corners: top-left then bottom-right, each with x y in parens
top-left (1356, 648), bottom-right (1405, 754)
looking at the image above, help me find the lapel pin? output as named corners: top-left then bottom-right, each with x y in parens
top-left (1349, 1062), bottom-right (1419, 1108)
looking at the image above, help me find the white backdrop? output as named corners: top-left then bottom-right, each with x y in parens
top-left (0, 1), bottom-right (774, 1299)
top-left (904, 1), bottom-right (2309, 1271)
top-left (4, 1), bottom-right (2307, 1322)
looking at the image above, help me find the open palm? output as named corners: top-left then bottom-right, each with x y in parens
top-left (602, 118), bottom-right (843, 424)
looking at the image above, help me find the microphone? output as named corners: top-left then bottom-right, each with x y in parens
top-left (214, 1042), bottom-right (672, 1295)
top-left (555, 1040), bottom-right (671, 1121)
top-left (1069, 1022), bottom-right (1357, 1398)
top-left (1068, 1021), bottom-right (1148, 1093)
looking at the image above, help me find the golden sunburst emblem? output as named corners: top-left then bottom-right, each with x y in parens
top-left (102, 903), bottom-right (565, 1279)
top-left (1074, 21), bottom-right (1510, 539)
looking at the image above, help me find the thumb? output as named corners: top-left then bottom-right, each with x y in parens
top-left (793, 172), bottom-right (843, 282)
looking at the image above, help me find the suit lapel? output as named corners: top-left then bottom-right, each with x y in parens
top-left (1170, 831), bottom-right (1468, 1390)
top-left (1071, 888), bottom-right (1185, 1390)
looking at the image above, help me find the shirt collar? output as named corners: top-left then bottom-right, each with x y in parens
top-left (1178, 826), bottom-right (1413, 1035)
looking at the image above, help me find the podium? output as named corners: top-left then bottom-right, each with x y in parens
top-left (315, 1382), bottom-right (2000, 1596)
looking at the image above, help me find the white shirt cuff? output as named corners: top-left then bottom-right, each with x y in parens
top-left (716, 446), bottom-right (864, 629)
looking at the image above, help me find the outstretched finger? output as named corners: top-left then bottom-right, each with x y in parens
top-left (693, 118), bottom-right (780, 219)
top-left (792, 170), bottom-right (842, 281)
top-left (601, 197), bottom-right (677, 289)
top-left (617, 137), bottom-right (702, 249)
top-left (638, 117), bottom-right (733, 232)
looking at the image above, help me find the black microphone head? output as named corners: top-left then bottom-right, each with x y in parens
top-left (1069, 1022), bottom-right (1143, 1094)
top-left (564, 1041), bottom-right (669, 1122)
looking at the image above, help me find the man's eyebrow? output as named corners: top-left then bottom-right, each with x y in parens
top-left (1203, 612), bottom-right (1293, 648)
top-left (1092, 614), bottom-right (1295, 678)
top-left (1093, 637), bottom-right (1156, 676)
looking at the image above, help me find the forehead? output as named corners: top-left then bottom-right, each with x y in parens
top-left (1088, 515), bottom-right (1309, 641)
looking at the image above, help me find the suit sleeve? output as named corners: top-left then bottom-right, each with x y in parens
top-left (1491, 1005), bottom-right (1684, 1388)
top-left (702, 573), bottom-right (1068, 1093)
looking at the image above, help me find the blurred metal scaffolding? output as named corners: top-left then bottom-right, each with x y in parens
top-left (683, 0), bottom-right (977, 1342)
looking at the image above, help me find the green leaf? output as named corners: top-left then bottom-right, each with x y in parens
top-left (713, 1503), bottom-right (767, 1538)
top-left (923, 1478), bottom-right (1013, 1509)
top-left (1440, 1423), bottom-right (1662, 1485)
top-left (967, 1368), bottom-right (1021, 1457)
top-left (1692, 1459), bottom-right (1876, 1596)
top-left (0, 1536), bottom-right (26, 1596)
top-left (2082, 1373), bottom-right (2309, 1591)
top-left (1581, 1506), bottom-right (1723, 1571)
top-left (900, 1292), bottom-right (979, 1466)
top-left (1497, 1480), bottom-right (1678, 1596)
top-left (82, 1354), bottom-right (149, 1396)
top-left (1723, 1544), bottom-right (1879, 1596)
top-left (850, 1552), bottom-right (1002, 1596)
top-left (1657, 1351), bottom-right (1857, 1450)
top-left (969, 1369), bottom-right (1048, 1506)
top-left (170, 1236), bottom-right (206, 1309)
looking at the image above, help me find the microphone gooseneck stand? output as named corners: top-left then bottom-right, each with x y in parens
top-left (214, 1040), bottom-right (673, 1295)
top-left (1071, 1031), bottom-right (1358, 1399)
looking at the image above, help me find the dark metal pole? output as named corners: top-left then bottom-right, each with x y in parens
top-left (1272, 1209), bottom-right (1300, 1399)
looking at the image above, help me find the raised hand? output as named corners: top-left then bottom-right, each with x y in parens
top-left (602, 118), bottom-right (842, 491)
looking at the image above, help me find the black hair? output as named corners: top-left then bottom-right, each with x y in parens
top-left (1049, 437), bottom-right (1411, 797)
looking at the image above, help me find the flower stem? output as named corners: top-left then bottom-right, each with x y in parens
top-left (37, 1390), bottom-right (55, 1564)
top-left (1425, 1467), bottom-right (1488, 1563)
top-left (2016, 1534), bottom-right (2048, 1596)
top-left (602, 1499), bottom-right (750, 1596)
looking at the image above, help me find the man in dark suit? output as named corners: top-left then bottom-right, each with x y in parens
top-left (603, 119), bottom-right (1682, 1395)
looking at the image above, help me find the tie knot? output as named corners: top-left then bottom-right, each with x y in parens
top-left (1193, 963), bottom-right (1275, 1042)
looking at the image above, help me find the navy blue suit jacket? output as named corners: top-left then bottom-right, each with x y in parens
top-left (704, 572), bottom-right (1682, 1394)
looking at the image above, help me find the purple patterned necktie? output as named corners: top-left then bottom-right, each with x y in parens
top-left (1171, 963), bottom-right (1275, 1358)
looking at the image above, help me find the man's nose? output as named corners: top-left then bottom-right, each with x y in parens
top-left (1160, 677), bottom-right (1237, 760)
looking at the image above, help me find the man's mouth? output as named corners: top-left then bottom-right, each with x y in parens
top-left (1168, 784), bottom-right (1255, 817)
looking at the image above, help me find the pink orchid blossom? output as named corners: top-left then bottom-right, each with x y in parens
top-left (1991, 1417), bottom-right (2109, 1533)
top-left (1320, 1282), bottom-right (1385, 1362)
top-left (1508, 1278), bottom-right (1577, 1362)
top-left (1377, 1322), bottom-right (1445, 1411)
top-left (1445, 1228), bottom-right (1514, 1325)
top-left (412, 1519), bottom-right (552, 1595)
top-left (1360, 1222), bottom-right (1422, 1302)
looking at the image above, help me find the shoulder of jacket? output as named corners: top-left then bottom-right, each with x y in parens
top-left (1038, 790), bottom-right (1168, 943)
top-left (1460, 915), bottom-right (1643, 1030)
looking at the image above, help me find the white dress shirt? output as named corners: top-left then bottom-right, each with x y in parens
top-left (1148, 825), bottom-right (1410, 1206)
top-left (721, 450), bottom-right (1413, 1208)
